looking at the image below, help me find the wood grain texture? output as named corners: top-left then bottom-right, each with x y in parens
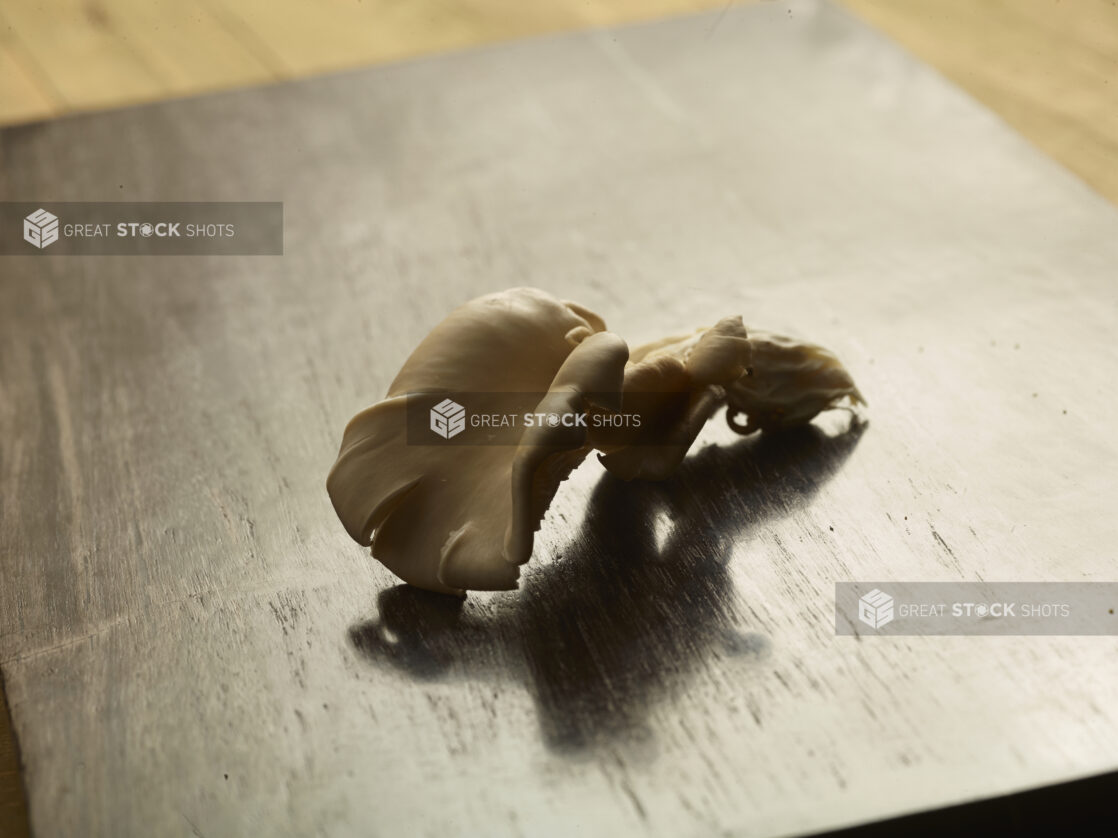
top-left (0, 0), bottom-right (731, 123)
top-left (0, 0), bottom-right (166, 110)
top-left (0, 40), bottom-right (55, 126)
top-left (842, 0), bottom-right (1118, 205)
top-left (2, 0), bottom-right (1116, 204)
top-left (2, 2), bottom-right (1118, 835)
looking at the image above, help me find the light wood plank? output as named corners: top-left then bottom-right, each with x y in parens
top-left (841, 0), bottom-right (1118, 203)
top-left (2, 0), bottom-right (1116, 212)
top-left (0, 0), bottom-right (166, 110)
top-left (0, 0), bottom-right (735, 120)
top-left (209, 0), bottom-right (589, 76)
top-left (0, 42), bottom-right (57, 125)
top-left (98, 0), bottom-right (279, 95)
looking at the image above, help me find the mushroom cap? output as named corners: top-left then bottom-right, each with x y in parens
top-left (723, 330), bottom-right (866, 434)
top-left (327, 288), bottom-right (626, 594)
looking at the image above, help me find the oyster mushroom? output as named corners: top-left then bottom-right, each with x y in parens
top-left (328, 288), bottom-right (864, 594)
top-left (596, 323), bottom-right (864, 479)
top-left (327, 288), bottom-right (628, 595)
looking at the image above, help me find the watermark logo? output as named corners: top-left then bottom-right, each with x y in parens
top-left (406, 391), bottom-right (647, 445)
top-left (3, 202), bottom-right (283, 255)
top-left (836, 582), bottom-right (1112, 635)
top-left (430, 398), bottom-right (466, 439)
top-left (858, 588), bottom-right (894, 629)
top-left (23, 208), bottom-right (59, 249)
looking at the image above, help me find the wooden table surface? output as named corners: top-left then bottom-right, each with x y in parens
top-left (2, 1), bottom-right (1118, 835)
top-left (2, 1), bottom-right (1117, 205)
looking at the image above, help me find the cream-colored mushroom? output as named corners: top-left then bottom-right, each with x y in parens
top-left (327, 288), bottom-right (628, 595)
top-left (327, 288), bottom-right (864, 594)
top-left (597, 323), bottom-right (865, 479)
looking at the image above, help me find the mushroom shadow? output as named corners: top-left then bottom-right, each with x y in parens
top-left (350, 417), bottom-right (866, 753)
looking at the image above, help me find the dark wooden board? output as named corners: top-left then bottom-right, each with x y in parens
top-left (2, 1), bottom-right (1118, 835)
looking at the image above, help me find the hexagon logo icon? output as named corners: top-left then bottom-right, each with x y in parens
top-left (430, 398), bottom-right (466, 439)
top-left (858, 588), bottom-right (894, 629)
top-left (24, 208), bottom-right (59, 249)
